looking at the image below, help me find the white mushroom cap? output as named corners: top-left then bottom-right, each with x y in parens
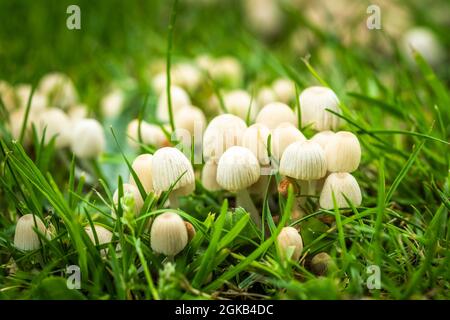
top-left (256, 86), bottom-right (277, 107)
top-left (156, 85), bottom-right (191, 122)
top-left (209, 56), bottom-right (243, 87)
top-left (151, 147), bottom-right (195, 195)
top-left (71, 119), bottom-right (105, 159)
top-left (277, 226), bottom-right (303, 261)
top-left (127, 119), bottom-right (168, 149)
top-left (36, 108), bottom-right (72, 148)
top-left (325, 131), bottom-right (361, 173)
top-left (151, 72), bottom-right (168, 95)
top-left (150, 212), bottom-right (188, 256)
top-left (402, 27), bottom-right (444, 66)
top-left (68, 104), bottom-right (88, 122)
top-left (216, 146), bottom-right (260, 192)
top-left (311, 130), bottom-right (336, 150)
top-left (84, 225), bottom-right (113, 256)
top-left (255, 102), bottom-right (297, 130)
top-left (319, 172), bottom-right (362, 209)
top-left (0, 80), bottom-right (16, 111)
top-left (244, 0), bottom-right (283, 38)
top-left (100, 88), bottom-right (125, 118)
top-left (223, 90), bottom-right (255, 120)
top-left (129, 154), bottom-right (153, 194)
top-left (14, 214), bottom-right (49, 251)
top-left (8, 109), bottom-right (33, 143)
top-left (113, 183), bottom-right (144, 214)
top-left (38, 72), bottom-right (78, 109)
top-left (270, 123), bottom-right (306, 161)
top-left (272, 78), bottom-right (295, 104)
top-left (172, 63), bottom-right (203, 92)
top-left (242, 123), bottom-right (271, 166)
top-left (203, 114), bottom-right (247, 159)
top-left (279, 140), bottom-right (327, 180)
top-left (299, 86), bottom-right (341, 131)
top-left (15, 84), bottom-right (47, 112)
top-left (201, 158), bottom-right (221, 191)
top-left (174, 105), bottom-right (206, 135)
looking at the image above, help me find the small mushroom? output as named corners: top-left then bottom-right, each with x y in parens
top-left (270, 122), bottom-right (306, 163)
top-left (84, 224), bottom-right (113, 257)
top-left (14, 214), bottom-right (49, 251)
top-left (277, 226), bottom-right (303, 261)
top-left (150, 212), bottom-right (188, 256)
top-left (324, 131), bottom-right (361, 173)
top-left (71, 119), bottom-right (105, 159)
top-left (319, 172), bottom-right (362, 209)
top-left (129, 154), bottom-right (154, 194)
top-left (255, 102), bottom-right (297, 130)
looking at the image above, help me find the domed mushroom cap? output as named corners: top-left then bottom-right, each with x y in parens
top-left (127, 119), bottom-right (168, 149)
top-left (255, 102), bottom-right (297, 130)
top-left (36, 108), bottom-right (72, 147)
top-left (216, 146), bottom-right (260, 192)
top-left (151, 147), bottom-right (195, 195)
top-left (209, 56), bottom-right (243, 87)
top-left (271, 123), bottom-right (306, 161)
top-left (242, 124), bottom-right (271, 166)
top-left (325, 131), bottom-right (361, 172)
top-left (174, 105), bottom-right (206, 135)
top-left (129, 154), bottom-right (154, 193)
top-left (311, 130), bottom-right (336, 150)
top-left (85, 225), bottom-right (113, 246)
top-left (113, 183), bottom-right (144, 214)
top-left (71, 119), bottom-right (105, 159)
top-left (223, 90), bottom-right (254, 120)
top-left (203, 114), bottom-right (247, 159)
top-left (157, 85), bottom-right (191, 122)
top-left (100, 88), bottom-right (125, 118)
top-left (150, 212), bottom-right (188, 256)
top-left (256, 87), bottom-right (277, 107)
top-left (272, 78), bottom-right (295, 104)
top-left (319, 172), bottom-right (362, 209)
top-left (299, 86), bottom-right (341, 131)
top-left (14, 214), bottom-right (49, 251)
top-left (279, 140), bottom-right (327, 180)
top-left (277, 226), bottom-right (303, 261)
top-left (38, 72), bottom-right (78, 109)
top-left (402, 27), bottom-right (444, 66)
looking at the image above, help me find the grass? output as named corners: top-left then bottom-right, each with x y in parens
top-left (0, 0), bottom-right (449, 300)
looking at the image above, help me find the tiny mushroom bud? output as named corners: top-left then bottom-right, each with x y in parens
top-left (299, 86), bottom-right (341, 131)
top-left (129, 154), bottom-right (153, 194)
top-left (14, 214), bottom-right (49, 251)
top-left (151, 147), bottom-right (195, 208)
top-left (319, 172), bottom-right (362, 209)
top-left (223, 90), bottom-right (255, 121)
top-left (113, 183), bottom-right (144, 215)
top-left (84, 225), bottom-right (113, 256)
top-left (271, 123), bottom-right (306, 162)
top-left (150, 212), bottom-right (188, 256)
top-left (203, 114), bottom-right (247, 160)
top-left (71, 119), bottom-right (105, 159)
top-left (242, 123), bottom-right (271, 167)
top-left (36, 108), bottom-right (72, 148)
top-left (311, 130), bottom-right (336, 150)
top-left (127, 119), bottom-right (169, 149)
top-left (310, 252), bottom-right (332, 276)
top-left (325, 131), bottom-right (361, 172)
top-left (157, 85), bottom-right (191, 122)
top-left (174, 105), bottom-right (206, 135)
top-left (216, 146), bottom-right (261, 227)
top-left (255, 102), bottom-right (297, 130)
top-left (277, 226), bottom-right (303, 261)
top-left (272, 78), bottom-right (295, 104)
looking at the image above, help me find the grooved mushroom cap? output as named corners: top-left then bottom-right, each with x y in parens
top-left (174, 105), bottom-right (206, 135)
top-left (255, 102), bottom-right (297, 130)
top-left (272, 78), bottom-right (295, 104)
top-left (277, 226), bottom-right (303, 261)
top-left (216, 146), bottom-right (260, 192)
top-left (151, 147), bottom-right (195, 195)
top-left (279, 140), bottom-right (327, 180)
top-left (129, 154), bottom-right (154, 193)
top-left (113, 183), bottom-right (144, 214)
top-left (150, 212), bottom-right (188, 256)
top-left (71, 119), bottom-right (105, 159)
top-left (311, 130), bottom-right (336, 150)
top-left (127, 119), bottom-right (168, 149)
top-left (201, 158), bottom-right (221, 191)
top-left (14, 214), bottom-right (48, 251)
top-left (157, 85), bottom-right (191, 122)
top-left (223, 90), bottom-right (254, 120)
top-left (242, 124), bottom-right (271, 166)
top-left (84, 225), bottom-right (113, 257)
top-left (203, 114), bottom-right (247, 159)
top-left (299, 86), bottom-right (341, 131)
top-left (325, 131), bottom-right (361, 172)
top-left (319, 172), bottom-right (362, 209)
top-left (36, 108), bottom-right (72, 147)
top-left (271, 123), bottom-right (306, 161)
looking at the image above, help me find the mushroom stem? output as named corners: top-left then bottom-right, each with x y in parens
top-left (168, 193), bottom-right (180, 209)
top-left (236, 189), bottom-right (261, 228)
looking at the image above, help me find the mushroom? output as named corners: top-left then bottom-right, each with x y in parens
top-left (216, 146), bottom-right (261, 227)
top-left (319, 172), bottom-right (362, 209)
top-left (100, 88), bottom-right (125, 118)
top-left (14, 214), bottom-right (49, 251)
top-left (71, 119), bottom-right (105, 159)
top-left (84, 224), bottom-right (113, 257)
top-left (36, 108), bottom-right (72, 148)
top-left (298, 86), bottom-right (341, 131)
top-left (113, 183), bottom-right (144, 216)
top-left (277, 226), bottom-right (303, 261)
top-left (129, 154), bottom-right (153, 194)
top-left (255, 102), bottom-right (297, 130)
top-left (150, 212), bottom-right (189, 257)
top-left (201, 158), bottom-right (221, 191)
top-left (223, 89), bottom-right (255, 121)
top-left (151, 147), bottom-right (195, 208)
top-left (310, 130), bottom-right (336, 150)
top-left (174, 105), bottom-right (206, 136)
top-left (270, 122), bottom-right (306, 163)
top-left (402, 27), bottom-right (444, 66)
top-left (256, 86), bottom-right (277, 107)
top-left (272, 78), bottom-right (295, 104)
top-left (156, 85), bottom-right (191, 122)
top-left (37, 72), bottom-right (78, 109)
top-left (126, 119), bottom-right (168, 149)
top-left (324, 131), bottom-right (361, 173)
